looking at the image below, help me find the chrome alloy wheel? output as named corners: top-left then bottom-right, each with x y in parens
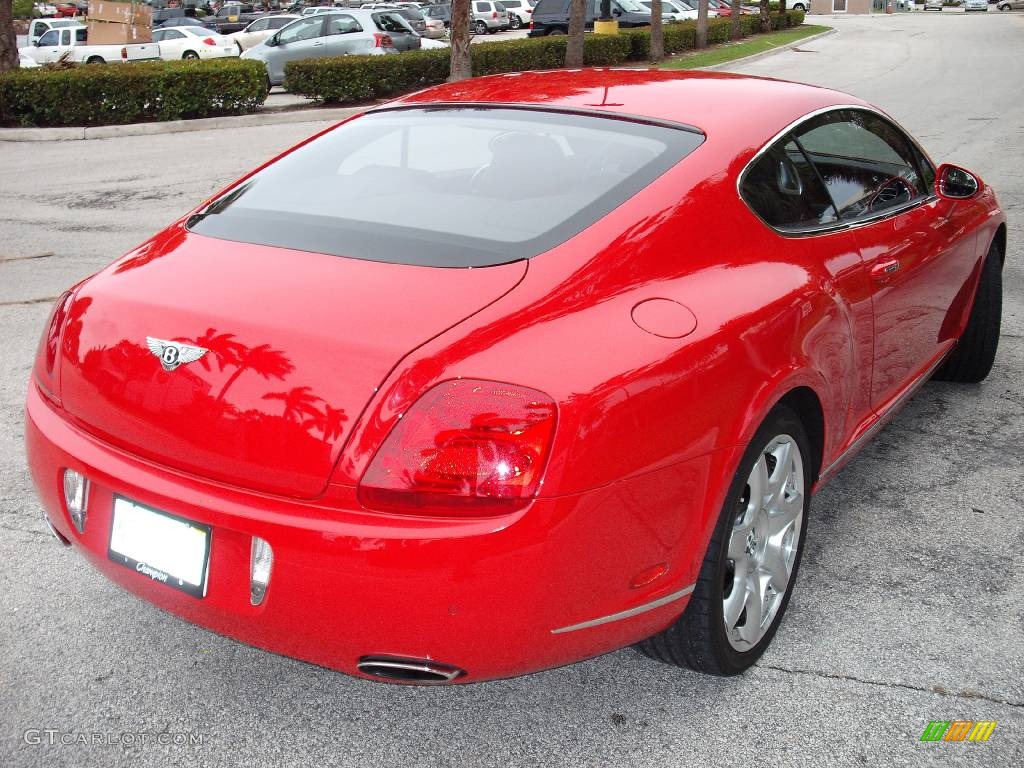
top-left (723, 434), bottom-right (804, 651)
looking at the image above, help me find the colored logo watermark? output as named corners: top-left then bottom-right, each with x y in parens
top-left (920, 721), bottom-right (997, 742)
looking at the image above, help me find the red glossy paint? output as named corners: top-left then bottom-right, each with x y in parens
top-left (26, 70), bottom-right (1005, 683)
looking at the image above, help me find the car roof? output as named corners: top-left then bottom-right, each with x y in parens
top-left (388, 69), bottom-right (871, 149)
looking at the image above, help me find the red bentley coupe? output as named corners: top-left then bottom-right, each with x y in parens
top-left (27, 70), bottom-right (1004, 684)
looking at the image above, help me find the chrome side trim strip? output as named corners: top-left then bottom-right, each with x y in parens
top-left (818, 349), bottom-right (950, 485)
top-left (550, 585), bottom-right (695, 635)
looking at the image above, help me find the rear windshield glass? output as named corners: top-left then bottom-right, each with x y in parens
top-left (188, 107), bottom-right (703, 268)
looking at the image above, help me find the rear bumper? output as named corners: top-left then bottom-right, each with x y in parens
top-left (26, 383), bottom-right (705, 683)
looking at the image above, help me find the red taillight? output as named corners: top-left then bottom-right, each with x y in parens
top-left (120, 47), bottom-right (128, 59)
top-left (203, 37), bottom-right (217, 46)
top-left (358, 379), bottom-right (557, 516)
top-left (492, 10), bottom-right (498, 17)
top-left (529, 19), bottom-right (534, 29)
top-left (374, 32), bottom-right (393, 48)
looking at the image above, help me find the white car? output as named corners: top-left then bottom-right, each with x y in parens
top-left (963, 0), bottom-right (988, 9)
top-left (227, 15), bottom-right (300, 53)
top-left (152, 26), bottom-right (238, 60)
top-left (639, 0), bottom-right (699, 19)
top-left (33, 3), bottom-right (58, 17)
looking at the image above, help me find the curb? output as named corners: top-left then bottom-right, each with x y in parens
top-left (0, 105), bottom-right (365, 143)
top-left (698, 26), bottom-right (837, 71)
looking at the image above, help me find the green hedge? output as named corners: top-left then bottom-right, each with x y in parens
top-left (287, 11), bottom-right (805, 105)
top-left (0, 59), bottom-right (269, 128)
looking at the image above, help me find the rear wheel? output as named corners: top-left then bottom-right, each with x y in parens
top-left (85, 56), bottom-right (104, 64)
top-left (933, 239), bottom-right (1002, 383)
top-left (182, 50), bottom-right (199, 60)
top-left (510, 14), bottom-right (522, 28)
top-left (547, 26), bottom-right (565, 35)
top-left (638, 405), bottom-right (811, 675)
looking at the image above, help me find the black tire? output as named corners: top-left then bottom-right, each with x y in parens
top-left (85, 56), bottom-right (104, 64)
top-left (183, 50), bottom-right (199, 60)
top-left (475, 20), bottom-right (488, 34)
top-left (933, 239), bottom-right (1002, 383)
top-left (510, 14), bottom-right (522, 28)
top-left (637, 405), bottom-right (811, 676)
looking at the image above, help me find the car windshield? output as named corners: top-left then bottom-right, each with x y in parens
top-left (188, 107), bottom-right (703, 268)
top-left (616, 0), bottom-right (648, 10)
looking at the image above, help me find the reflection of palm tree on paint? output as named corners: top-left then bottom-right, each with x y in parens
top-left (263, 386), bottom-right (323, 422)
top-left (303, 404), bottom-right (348, 443)
top-left (192, 328), bottom-right (246, 373)
top-left (215, 343), bottom-right (294, 404)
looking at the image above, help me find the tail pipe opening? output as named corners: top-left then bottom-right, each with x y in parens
top-left (356, 656), bottom-right (465, 684)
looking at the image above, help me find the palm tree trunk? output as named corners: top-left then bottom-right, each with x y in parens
top-left (696, 0), bottom-right (709, 49)
top-left (449, 0), bottom-right (472, 82)
top-left (731, 0), bottom-right (741, 39)
top-left (650, 0), bottom-right (664, 62)
top-left (215, 365), bottom-right (247, 403)
top-left (760, 0), bottom-right (770, 32)
top-left (566, 0), bottom-right (586, 68)
top-left (0, 0), bottom-right (18, 73)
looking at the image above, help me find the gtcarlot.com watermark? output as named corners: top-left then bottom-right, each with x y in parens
top-left (24, 729), bottom-right (205, 748)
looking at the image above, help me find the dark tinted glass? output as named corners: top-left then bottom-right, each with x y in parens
top-left (795, 109), bottom-right (928, 221)
top-left (188, 107), bottom-right (703, 268)
top-left (740, 139), bottom-right (839, 231)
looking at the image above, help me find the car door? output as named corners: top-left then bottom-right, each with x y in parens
top-left (792, 108), bottom-right (977, 412)
top-left (32, 29), bottom-right (64, 63)
top-left (322, 13), bottom-right (366, 56)
top-left (265, 15), bottom-right (327, 82)
top-left (154, 28), bottom-right (188, 60)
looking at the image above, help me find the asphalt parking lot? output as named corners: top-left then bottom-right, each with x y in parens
top-left (1, 11), bottom-right (1022, 768)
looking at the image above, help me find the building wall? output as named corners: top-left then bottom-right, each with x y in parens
top-left (809, 0), bottom-right (873, 12)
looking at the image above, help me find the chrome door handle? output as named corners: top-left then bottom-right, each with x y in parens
top-left (871, 259), bottom-right (901, 282)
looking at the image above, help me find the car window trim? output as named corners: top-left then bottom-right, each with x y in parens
top-left (737, 104), bottom-right (939, 239)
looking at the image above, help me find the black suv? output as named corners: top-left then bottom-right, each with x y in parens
top-left (527, 0), bottom-right (652, 35)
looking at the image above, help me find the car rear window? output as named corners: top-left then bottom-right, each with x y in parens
top-left (188, 107), bottom-right (703, 268)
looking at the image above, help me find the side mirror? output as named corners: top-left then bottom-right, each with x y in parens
top-left (265, 33), bottom-right (279, 46)
top-left (935, 163), bottom-right (980, 200)
top-left (612, 8), bottom-right (622, 15)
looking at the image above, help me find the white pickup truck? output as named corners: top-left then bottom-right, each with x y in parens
top-left (20, 23), bottom-right (160, 65)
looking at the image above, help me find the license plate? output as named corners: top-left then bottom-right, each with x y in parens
top-left (108, 497), bottom-right (211, 598)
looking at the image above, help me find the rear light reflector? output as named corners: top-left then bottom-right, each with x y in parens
top-left (203, 37), bottom-right (217, 46)
top-left (358, 379), bottom-right (557, 516)
top-left (374, 32), bottom-right (393, 48)
top-left (250, 536), bottom-right (273, 605)
top-left (63, 469), bottom-right (89, 533)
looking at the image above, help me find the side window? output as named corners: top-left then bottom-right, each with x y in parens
top-left (794, 109), bottom-right (928, 221)
top-left (269, 17), bottom-right (294, 29)
top-left (61, 29), bottom-right (71, 45)
top-left (278, 17), bottom-right (323, 43)
top-left (740, 138), bottom-right (839, 232)
top-left (476, 2), bottom-right (491, 11)
top-left (249, 18), bottom-right (269, 32)
top-left (38, 30), bottom-right (59, 46)
top-left (76, 28), bottom-right (87, 42)
top-left (328, 14), bottom-right (362, 33)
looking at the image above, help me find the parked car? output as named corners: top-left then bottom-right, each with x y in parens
top-left (205, 3), bottom-right (268, 34)
top-left (639, 0), bottom-right (699, 20)
top-left (528, 0), bottom-right (650, 35)
top-left (152, 26), bottom-right (238, 59)
top-left (242, 10), bottom-right (400, 86)
top-left (472, 0), bottom-right (509, 33)
top-left (996, 0), bottom-right (1023, 9)
top-left (32, 3), bottom-right (58, 17)
top-left (389, 5), bottom-right (428, 33)
top-left (423, 2), bottom-right (451, 26)
top-left (228, 14), bottom-right (300, 51)
top-left (501, 0), bottom-right (535, 28)
top-left (923, 0), bottom-right (944, 9)
top-left (157, 17), bottom-right (214, 29)
top-left (53, 2), bottom-right (80, 16)
top-left (20, 25), bottom-right (160, 64)
top-left (29, 69), bottom-right (1005, 686)
top-left (707, 0), bottom-right (756, 15)
top-left (421, 13), bottom-right (446, 36)
top-left (26, 17), bottom-right (81, 45)
top-left (964, 0), bottom-right (988, 9)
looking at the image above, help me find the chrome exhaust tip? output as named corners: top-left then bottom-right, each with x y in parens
top-left (356, 656), bottom-right (465, 684)
top-left (43, 511), bottom-right (71, 546)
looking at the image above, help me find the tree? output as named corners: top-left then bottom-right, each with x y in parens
top-left (650, 0), bottom-right (664, 62)
top-left (0, 0), bottom-right (17, 73)
top-left (760, 0), bottom-right (771, 32)
top-left (696, 0), bottom-right (709, 49)
top-left (449, 0), bottom-right (472, 82)
top-left (566, 0), bottom-right (586, 68)
top-left (731, 0), bottom-right (741, 40)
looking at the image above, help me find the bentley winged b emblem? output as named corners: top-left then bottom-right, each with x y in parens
top-left (146, 337), bottom-right (209, 372)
